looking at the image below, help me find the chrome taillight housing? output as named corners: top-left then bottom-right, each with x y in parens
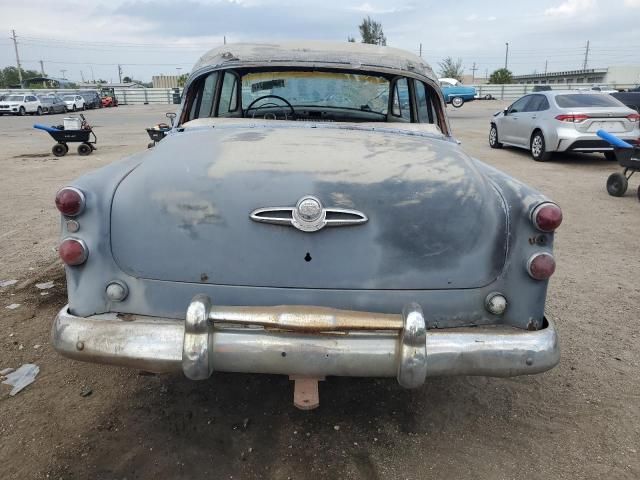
top-left (55, 187), bottom-right (85, 217)
top-left (527, 252), bottom-right (556, 280)
top-left (59, 238), bottom-right (88, 266)
top-left (531, 202), bottom-right (563, 232)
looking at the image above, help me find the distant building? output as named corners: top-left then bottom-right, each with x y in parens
top-left (513, 65), bottom-right (640, 87)
top-left (152, 75), bottom-right (180, 88)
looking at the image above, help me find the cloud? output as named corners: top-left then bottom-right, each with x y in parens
top-left (545, 0), bottom-right (596, 16)
top-left (623, 0), bottom-right (640, 6)
top-left (350, 2), bottom-right (414, 14)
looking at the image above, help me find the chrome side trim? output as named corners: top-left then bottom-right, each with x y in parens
top-left (52, 302), bottom-right (560, 384)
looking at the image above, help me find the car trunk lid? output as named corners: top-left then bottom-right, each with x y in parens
top-left (110, 124), bottom-right (507, 290)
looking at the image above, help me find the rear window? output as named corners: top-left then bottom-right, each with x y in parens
top-left (555, 94), bottom-right (622, 108)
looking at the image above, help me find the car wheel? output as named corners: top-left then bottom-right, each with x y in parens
top-left (637, 184), bottom-right (640, 203)
top-left (77, 143), bottom-right (92, 156)
top-left (606, 172), bottom-right (628, 197)
top-left (36, 106), bottom-right (42, 116)
top-left (604, 151), bottom-right (617, 162)
top-left (451, 96), bottom-right (464, 108)
top-left (18, 106), bottom-right (25, 116)
top-left (52, 143), bottom-right (67, 157)
top-left (489, 124), bottom-right (503, 149)
top-left (530, 131), bottom-right (552, 162)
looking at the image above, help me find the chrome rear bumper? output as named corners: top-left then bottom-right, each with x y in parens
top-left (52, 296), bottom-right (559, 388)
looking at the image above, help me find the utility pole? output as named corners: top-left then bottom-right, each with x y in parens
top-left (80, 70), bottom-right (85, 83)
top-left (544, 60), bottom-right (548, 75)
top-left (118, 64), bottom-right (123, 83)
top-left (90, 66), bottom-right (95, 83)
top-left (39, 60), bottom-right (45, 76)
top-left (60, 69), bottom-right (67, 79)
top-left (419, 43), bottom-right (422, 57)
top-left (471, 62), bottom-right (478, 82)
top-left (582, 40), bottom-right (590, 70)
top-left (10, 30), bottom-right (23, 87)
top-left (223, 35), bottom-right (227, 45)
top-left (504, 42), bottom-right (509, 69)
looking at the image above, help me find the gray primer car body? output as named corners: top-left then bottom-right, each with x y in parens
top-left (52, 42), bottom-right (560, 388)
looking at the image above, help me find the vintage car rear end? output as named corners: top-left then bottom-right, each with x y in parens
top-left (52, 42), bottom-right (560, 397)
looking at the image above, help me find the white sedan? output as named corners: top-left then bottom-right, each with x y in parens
top-left (62, 95), bottom-right (86, 112)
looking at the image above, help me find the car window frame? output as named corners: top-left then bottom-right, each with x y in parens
top-left (216, 71), bottom-right (240, 117)
top-left (390, 76), bottom-right (412, 122)
top-left (507, 95), bottom-right (531, 114)
top-left (414, 79), bottom-right (436, 124)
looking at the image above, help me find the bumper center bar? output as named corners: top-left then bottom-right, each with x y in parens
top-left (52, 295), bottom-right (560, 389)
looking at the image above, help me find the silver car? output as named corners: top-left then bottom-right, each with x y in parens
top-left (490, 91), bottom-right (640, 161)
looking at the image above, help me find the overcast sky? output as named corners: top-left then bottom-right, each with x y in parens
top-left (2, 0), bottom-right (639, 83)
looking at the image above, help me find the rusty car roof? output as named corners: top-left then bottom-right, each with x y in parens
top-left (192, 41), bottom-right (437, 80)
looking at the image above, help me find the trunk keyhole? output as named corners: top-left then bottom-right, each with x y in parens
top-left (304, 252), bottom-right (312, 262)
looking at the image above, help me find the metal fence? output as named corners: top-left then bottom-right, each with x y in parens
top-left (0, 87), bottom-right (183, 105)
top-left (473, 83), bottom-right (637, 101)
top-left (1, 84), bottom-right (637, 105)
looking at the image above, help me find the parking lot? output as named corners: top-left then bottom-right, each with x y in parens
top-left (1, 102), bottom-right (639, 479)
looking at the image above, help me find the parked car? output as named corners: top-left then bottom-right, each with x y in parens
top-left (589, 84), bottom-right (618, 94)
top-left (439, 78), bottom-right (476, 108)
top-left (490, 91), bottom-right (640, 161)
top-left (610, 92), bottom-right (640, 113)
top-left (78, 90), bottom-right (102, 109)
top-left (38, 95), bottom-right (67, 114)
top-left (62, 94), bottom-right (86, 111)
top-left (0, 94), bottom-right (43, 115)
top-left (52, 42), bottom-right (561, 403)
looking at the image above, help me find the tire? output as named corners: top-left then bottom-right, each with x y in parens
top-left (36, 106), bottom-right (42, 116)
top-left (606, 172), bottom-right (628, 197)
top-left (77, 143), bottom-right (92, 156)
top-left (18, 106), bottom-right (25, 116)
top-left (530, 131), bottom-right (552, 162)
top-left (451, 96), bottom-right (464, 108)
top-left (489, 124), bottom-right (503, 149)
top-left (604, 151), bottom-right (617, 162)
top-left (72, 104), bottom-right (76, 112)
top-left (52, 143), bottom-right (67, 157)
top-left (637, 184), bottom-right (640, 203)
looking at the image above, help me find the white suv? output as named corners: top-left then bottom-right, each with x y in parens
top-left (62, 94), bottom-right (86, 112)
top-left (0, 94), bottom-right (43, 115)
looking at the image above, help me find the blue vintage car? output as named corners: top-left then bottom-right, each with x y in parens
top-left (51, 42), bottom-right (560, 409)
top-left (439, 78), bottom-right (476, 108)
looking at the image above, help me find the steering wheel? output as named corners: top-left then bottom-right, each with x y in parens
top-left (245, 95), bottom-right (295, 118)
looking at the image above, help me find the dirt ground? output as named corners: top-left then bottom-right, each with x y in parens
top-left (1, 102), bottom-right (638, 480)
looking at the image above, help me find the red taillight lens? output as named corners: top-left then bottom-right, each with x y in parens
top-left (527, 253), bottom-right (556, 280)
top-left (532, 202), bottom-right (563, 232)
top-left (55, 187), bottom-right (85, 217)
top-left (555, 114), bottom-right (590, 123)
top-left (627, 113), bottom-right (640, 122)
top-left (59, 238), bottom-right (88, 266)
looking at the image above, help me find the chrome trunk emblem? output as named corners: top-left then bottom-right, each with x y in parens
top-left (250, 195), bottom-right (368, 232)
